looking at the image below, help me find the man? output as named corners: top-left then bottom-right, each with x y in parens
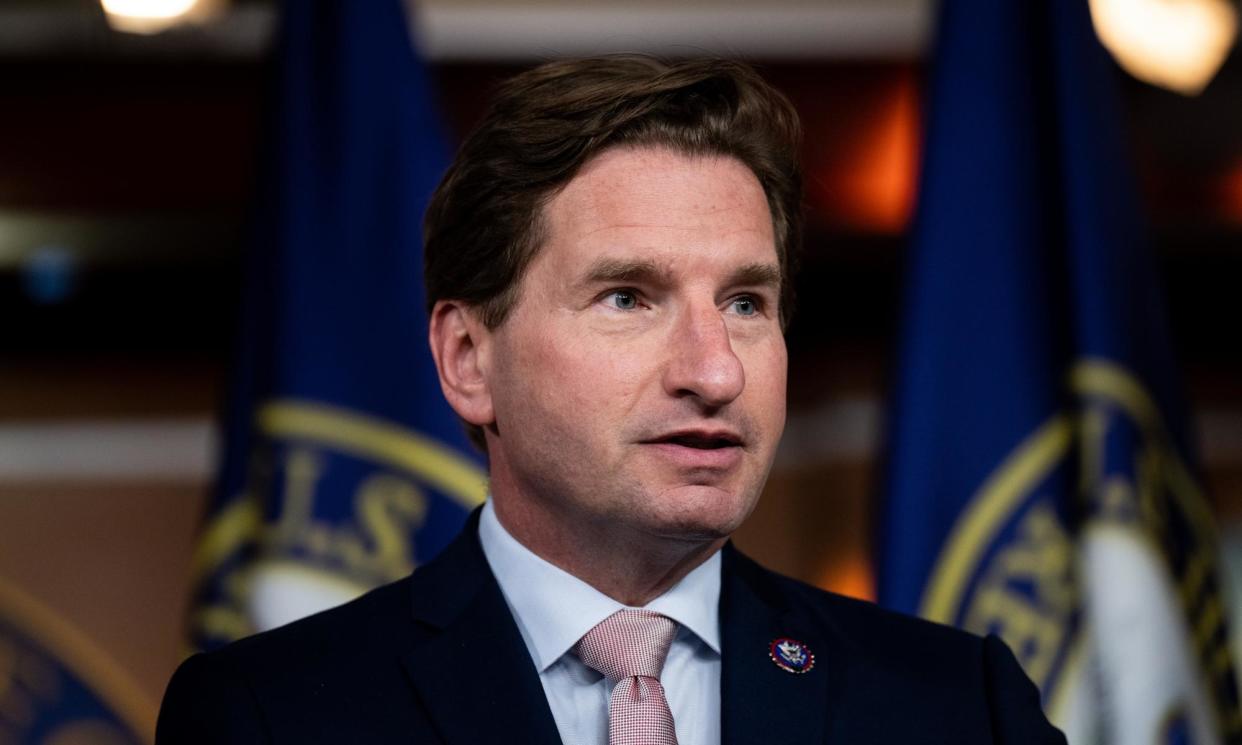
top-left (157, 57), bottom-right (1065, 744)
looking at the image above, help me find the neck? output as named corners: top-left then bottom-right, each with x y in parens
top-left (490, 493), bottom-right (725, 607)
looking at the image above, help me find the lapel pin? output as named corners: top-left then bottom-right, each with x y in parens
top-left (768, 637), bottom-right (815, 674)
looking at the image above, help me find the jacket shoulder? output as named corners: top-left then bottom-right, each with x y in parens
top-left (727, 549), bottom-right (1065, 744)
top-left (157, 578), bottom-right (422, 745)
top-left (217, 575), bottom-right (416, 665)
top-left (731, 547), bottom-right (984, 665)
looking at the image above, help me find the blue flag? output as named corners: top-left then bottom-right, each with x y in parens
top-left (879, 0), bottom-right (1240, 742)
top-left (0, 579), bottom-right (149, 745)
top-left (187, 0), bottom-right (485, 651)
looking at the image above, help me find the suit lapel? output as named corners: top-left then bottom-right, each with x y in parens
top-left (720, 545), bottom-right (850, 745)
top-left (399, 519), bottom-right (853, 744)
top-left (399, 510), bottom-right (562, 745)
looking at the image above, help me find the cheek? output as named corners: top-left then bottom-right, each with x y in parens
top-left (745, 342), bottom-right (788, 428)
top-left (499, 328), bottom-right (634, 431)
top-left (539, 331), bottom-right (650, 403)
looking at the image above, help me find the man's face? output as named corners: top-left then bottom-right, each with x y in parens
top-left (483, 146), bottom-right (787, 545)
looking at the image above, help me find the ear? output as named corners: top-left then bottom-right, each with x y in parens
top-left (428, 300), bottom-right (494, 427)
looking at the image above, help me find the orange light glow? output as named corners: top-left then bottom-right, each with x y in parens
top-left (816, 555), bottom-right (876, 602)
top-left (808, 73), bottom-right (920, 234)
top-left (1219, 157), bottom-right (1242, 226)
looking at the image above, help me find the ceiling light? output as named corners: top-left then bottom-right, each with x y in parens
top-left (1089, 0), bottom-right (1239, 95)
top-left (100, 0), bottom-right (220, 35)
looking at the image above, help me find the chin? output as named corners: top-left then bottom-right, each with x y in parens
top-left (640, 483), bottom-right (757, 541)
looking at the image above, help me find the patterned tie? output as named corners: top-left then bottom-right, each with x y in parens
top-left (575, 609), bottom-right (680, 745)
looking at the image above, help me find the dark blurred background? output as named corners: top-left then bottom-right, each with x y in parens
top-left (0, 0), bottom-right (1240, 738)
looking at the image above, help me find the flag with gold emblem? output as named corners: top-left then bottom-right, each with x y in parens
top-left (186, 0), bottom-right (485, 651)
top-left (0, 578), bottom-right (148, 745)
top-left (878, 0), bottom-right (1241, 742)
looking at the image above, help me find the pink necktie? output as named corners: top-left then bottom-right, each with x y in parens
top-left (575, 609), bottom-right (680, 745)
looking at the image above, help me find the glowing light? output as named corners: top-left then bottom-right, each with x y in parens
top-left (817, 555), bottom-right (876, 602)
top-left (100, 0), bottom-right (214, 34)
top-left (1089, 0), bottom-right (1238, 96)
top-left (1219, 156), bottom-right (1242, 225)
top-left (809, 73), bottom-right (919, 234)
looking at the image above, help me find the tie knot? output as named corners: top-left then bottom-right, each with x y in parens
top-left (575, 609), bottom-right (678, 682)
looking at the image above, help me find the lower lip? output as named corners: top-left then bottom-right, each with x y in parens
top-left (645, 442), bottom-right (744, 470)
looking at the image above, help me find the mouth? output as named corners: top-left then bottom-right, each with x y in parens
top-left (641, 429), bottom-right (745, 469)
top-left (652, 431), bottom-right (744, 449)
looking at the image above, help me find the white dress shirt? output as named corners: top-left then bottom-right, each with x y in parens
top-left (478, 500), bottom-right (722, 745)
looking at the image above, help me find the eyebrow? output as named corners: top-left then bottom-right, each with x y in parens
top-left (582, 258), bottom-right (665, 286)
top-left (726, 262), bottom-right (782, 291)
top-left (580, 258), bottom-right (781, 292)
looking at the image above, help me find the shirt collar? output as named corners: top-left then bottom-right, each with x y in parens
top-left (478, 500), bottom-right (722, 673)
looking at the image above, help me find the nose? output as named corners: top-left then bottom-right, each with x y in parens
top-left (662, 303), bottom-right (746, 408)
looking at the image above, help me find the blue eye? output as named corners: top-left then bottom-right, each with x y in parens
top-left (607, 290), bottom-right (639, 310)
top-left (731, 296), bottom-right (758, 316)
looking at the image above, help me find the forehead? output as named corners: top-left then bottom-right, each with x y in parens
top-left (537, 146), bottom-right (776, 268)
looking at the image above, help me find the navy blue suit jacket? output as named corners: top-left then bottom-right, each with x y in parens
top-left (157, 512), bottom-right (1065, 744)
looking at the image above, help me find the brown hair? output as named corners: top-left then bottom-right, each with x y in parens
top-left (423, 56), bottom-right (802, 448)
top-left (424, 55), bottom-right (802, 327)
